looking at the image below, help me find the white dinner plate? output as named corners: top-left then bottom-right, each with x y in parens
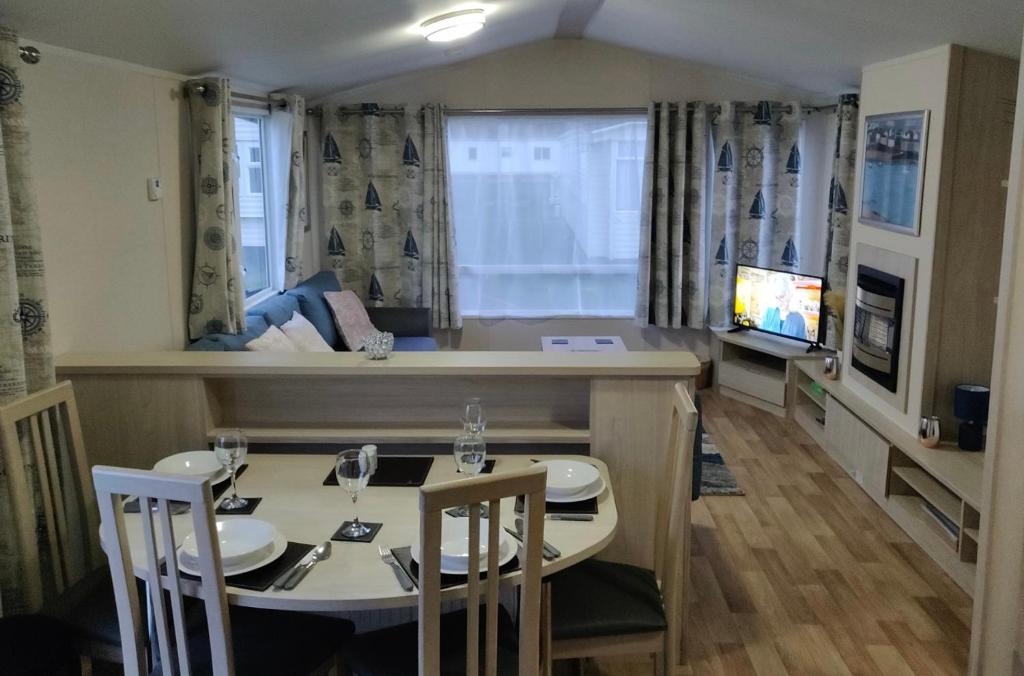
top-left (180, 518), bottom-right (279, 570)
top-left (412, 518), bottom-right (517, 575)
top-left (537, 460), bottom-right (601, 498)
top-left (154, 451), bottom-right (225, 482)
top-left (545, 476), bottom-right (606, 504)
top-left (178, 529), bottom-right (288, 577)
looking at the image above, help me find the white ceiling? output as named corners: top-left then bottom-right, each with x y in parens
top-left (2, 0), bottom-right (1021, 97)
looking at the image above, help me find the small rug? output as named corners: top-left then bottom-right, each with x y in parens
top-left (701, 433), bottom-right (744, 496)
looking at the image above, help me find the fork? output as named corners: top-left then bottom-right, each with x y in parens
top-left (379, 545), bottom-right (414, 592)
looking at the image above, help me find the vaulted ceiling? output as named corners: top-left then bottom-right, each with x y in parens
top-left (3, 0), bottom-right (1021, 97)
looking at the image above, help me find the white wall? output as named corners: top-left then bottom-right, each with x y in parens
top-left (21, 44), bottom-right (192, 353)
top-left (317, 39), bottom-right (833, 354)
top-left (971, 31), bottom-right (1024, 676)
top-left (840, 46), bottom-right (954, 434)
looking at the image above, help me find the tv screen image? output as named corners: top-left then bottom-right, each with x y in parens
top-left (733, 265), bottom-right (823, 344)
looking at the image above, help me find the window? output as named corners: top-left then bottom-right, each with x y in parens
top-left (467, 147), bottom-right (478, 160)
top-left (233, 115), bottom-right (271, 298)
top-left (448, 114), bottom-right (648, 318)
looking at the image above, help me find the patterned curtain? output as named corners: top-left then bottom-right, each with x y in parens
top-left (634, 102), bottom-right (710, 328)
top-left (186, 78), bottom-right (246, 340)
top-left (282, 95), bottom-right (308, 289)
top-left (0, 25), bottom-right (56, 614)
top-left (320, 103), bottom-right (461, 328)
top-left (823, 94), bottom-right (859, 348)
top-left (707, 101), bottom-right (806, 327)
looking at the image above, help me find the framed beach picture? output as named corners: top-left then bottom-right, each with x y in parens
top-left (859, 110), bottom-right (929, 236)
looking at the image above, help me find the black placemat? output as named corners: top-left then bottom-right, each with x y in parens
top-left (457, 459), bottom-right (496, 475)
top-left (215, 497), bottom-right (262, 515)
top-left (323, 456), bottom-right (435, 487)
top-left (515, 494), bottom-right (599, 515)
top-left (162, 541), bottom-right (314, 592)
top-left (125, 465), bottom-right (249, 513)
top-left (391, 545), bottom-right (521, 590)
top-left (330, 521), bottom-right (382, 543)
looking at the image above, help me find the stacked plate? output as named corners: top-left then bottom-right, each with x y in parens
top-left (536, 459), bottom-right (605, 503)
top-left (412, 517), bottom-right (517, 575)
top-left (177, 518), bottom-right (287, 576)
top-left (154, 450), bottom-right (229, 484)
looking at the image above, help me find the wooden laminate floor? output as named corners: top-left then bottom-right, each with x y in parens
top-left (592, 390), bottom-right (972, 676)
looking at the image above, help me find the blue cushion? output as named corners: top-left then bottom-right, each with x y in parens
top-left (248, 293), bottom-right (300, 328)
top-left (285, 271), bottom-right (342, 348)
top-left (186, 315), bottom-right (270, 351)
top-left (392, 336), bottom-right (439, 352)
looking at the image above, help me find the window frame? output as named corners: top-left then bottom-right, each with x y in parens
top-left (446, 111), bottom-right (648, 320)
top-left (233, 111), bottom-right (275, 306)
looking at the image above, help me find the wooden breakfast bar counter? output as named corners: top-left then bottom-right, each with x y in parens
top-left (56, 350), bottom-right (700, 567)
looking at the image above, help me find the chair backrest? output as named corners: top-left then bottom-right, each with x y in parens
top-left (0, 380), bottom-right (100, 612)
top-left (652, 383), bottom-right (699, 663)
top-left (418, 464), bottom-right (548, 676)
top-left (92, 466), bottom-right (235, 676)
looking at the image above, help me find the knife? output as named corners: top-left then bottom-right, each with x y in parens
top-left (547, 514), bottom-right (594, 522)
top-left (504, 526), bottom-right (557, 561)
top-left (511, 519), bottom-right (562, 560)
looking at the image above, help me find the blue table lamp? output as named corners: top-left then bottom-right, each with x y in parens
top-left (954, 384), bottom-right (990, 451)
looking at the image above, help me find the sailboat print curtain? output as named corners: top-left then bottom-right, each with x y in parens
top-left (707, 101), bottom-right (806, 327)
top-left (0, 25), bottom-right (56, 614)
top-left (280, 95), bottom-right (308, 289)
top-left (823, 94), bottom-right (859, 348)
top-left (320, 103), bottom-right (461, 329)
top-left (186, 78), bottom-right (246, 340)
top-left (634, 102), bottom-right (710, 328)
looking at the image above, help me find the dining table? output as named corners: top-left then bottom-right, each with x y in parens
top-left (118, 453), bottom-right (618, 612)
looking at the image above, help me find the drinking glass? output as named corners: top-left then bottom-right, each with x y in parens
top-left (214, 429), bottom-right (248, 510)
top-left (462, 397), bottom-right (486, 436)
top-left (452, 433), bottom-right (487, 517)
top-left (336, 449), bottom-right (372, 537)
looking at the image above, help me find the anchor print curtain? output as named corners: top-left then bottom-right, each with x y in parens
top-left (823, 94), bottom-right (859, 348)
top-left (635, 101), bottom-right (710, 328)
top-left (281, 95), bottom-right (308, 289)
top-left (707, 101), bottom-right (806, 327)
top-left (186, 77), bottom-right (246, 340)
top-left (0, 25), bottom-right (56, 614)
top-left (320, 103), bottom-right (461, 329)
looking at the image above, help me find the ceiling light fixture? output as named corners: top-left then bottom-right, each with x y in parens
top-left (420, 8), bottom-right (486, 43)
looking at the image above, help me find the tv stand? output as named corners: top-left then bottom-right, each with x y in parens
top-left (710, 328), bottom-right (830, 417)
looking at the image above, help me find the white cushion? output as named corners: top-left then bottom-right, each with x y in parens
top-left (281, 311), bottom-right (333, 352)
top-left (244, 325), bottom-right (299, 352)
top-left (324, 290), bottom-right (378, 351)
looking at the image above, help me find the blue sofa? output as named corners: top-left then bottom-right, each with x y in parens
top-left (188, 271), bottom-right (438, 352)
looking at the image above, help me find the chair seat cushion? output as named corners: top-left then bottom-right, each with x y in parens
top-left (343, 606), bottom-right (519, 675)
top-left (40, 567), bottom-right (128, 646)
top-left (393, 336), bottom-right (439, 351)
top-left (550, 558), bottom-right (666, 641)
top-left (173, 606), bottom-right (353, 676)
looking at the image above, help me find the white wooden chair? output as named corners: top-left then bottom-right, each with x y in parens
top-left (92, 465), bottom-right (353, 676)
top-left (343, 464), bottom-right (549, 675)
top-left (0, 381), bottom-right (122, 673)
top-left (547, 382), bottom-right (699, 675)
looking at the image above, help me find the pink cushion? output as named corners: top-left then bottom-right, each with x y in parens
top-left (324, 290), bottom-right (378, 351)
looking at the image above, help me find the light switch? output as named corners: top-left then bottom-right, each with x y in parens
top-left (147, 177), bottom-right (162, 201)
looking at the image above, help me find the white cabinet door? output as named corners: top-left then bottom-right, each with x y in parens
top-left (825, 394), bottom-right (891, 503)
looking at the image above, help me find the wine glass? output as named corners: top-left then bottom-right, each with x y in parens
top-left (336, 449), bottom-right (372, 538)
top-left (462, 397), bottom-right (486, 436)
top-left (452, 433), bottom-right (487, 517)
top-left (214, 429), bottom-right (248, 510)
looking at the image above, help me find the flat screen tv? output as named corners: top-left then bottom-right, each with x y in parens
top-left (733, 264), bottom-right (824, 345)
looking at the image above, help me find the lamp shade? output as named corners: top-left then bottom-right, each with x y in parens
top-left (954, 384), bottom-right (990, 422)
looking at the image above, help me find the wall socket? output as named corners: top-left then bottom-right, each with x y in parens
top-left (147, 177), bottom-right (162, 201)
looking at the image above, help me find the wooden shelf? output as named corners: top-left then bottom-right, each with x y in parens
top-left (797, 382), bottom-right (826, 410)
top-left (796, 360), bottom-right (984, 509)
top-left (892, 466), bottom-right (962, 525)
top-left (963, 528), bottom-right (980, 541)
top-left (208, 423), bottom-right (591, 446)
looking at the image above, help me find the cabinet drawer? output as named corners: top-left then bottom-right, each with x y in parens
top-left (717, 359), bottom-right (787, 407)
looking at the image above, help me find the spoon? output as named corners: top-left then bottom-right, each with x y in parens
top-left (281, 541), bottom-right (332, 590)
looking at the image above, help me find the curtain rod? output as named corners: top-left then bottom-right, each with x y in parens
top-left (185, 82), bottom-right (288, 110)
top-left (305, 103), bottom-right (839, 117)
